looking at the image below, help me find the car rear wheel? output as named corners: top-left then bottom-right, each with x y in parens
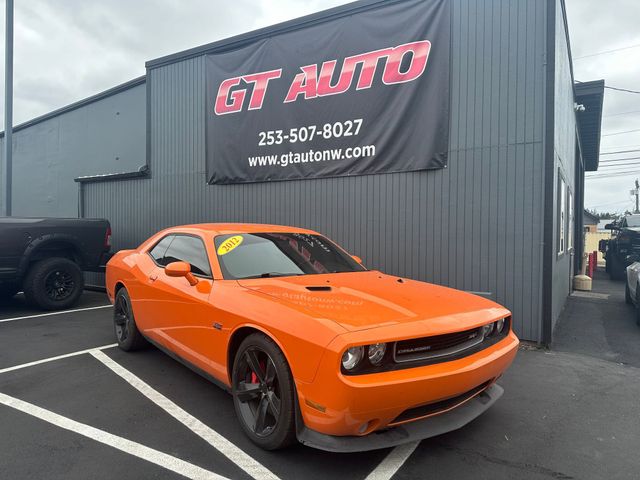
top-left (232, 333), bottom-right (296, 450)
top-left (23, 258), bottom-right (84, 310)
top-left (114, 288), bottom-right (147, 351)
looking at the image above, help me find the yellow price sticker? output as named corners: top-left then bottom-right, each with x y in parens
top-left (217, 235), bottom-right (244, 255)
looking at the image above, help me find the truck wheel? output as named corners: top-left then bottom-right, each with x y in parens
top-left (610, 256), bottom-right (625, 281)
top-left (23, 258), bottom-right (84, 310)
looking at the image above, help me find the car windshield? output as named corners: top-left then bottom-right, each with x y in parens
top-left (626, 216), bottom-right (640, 227)
top-left (214, 233), bottom-right (365, 280)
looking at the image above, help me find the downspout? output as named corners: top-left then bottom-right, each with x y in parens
top-left (541, 0), bottom-right (557, 346)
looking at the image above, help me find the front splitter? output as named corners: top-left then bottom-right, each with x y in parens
top-left (296, 384), bottom-right (504, 453)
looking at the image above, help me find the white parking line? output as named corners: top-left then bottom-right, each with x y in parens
top-left (0, 344), bottom-right (117, 375)
top-left (0, 392), bottom-right (227, 480)
top-left (91, 350), bottom-right (281, 480)
top-left (364, 442), bottom-right (420, 480)
top-left (0, 304), bottom-right (112, 324)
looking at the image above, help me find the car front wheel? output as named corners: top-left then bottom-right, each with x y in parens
top-left (232, 333), bottom-right (296, 450)
top-left (626, 282), bottom-right (633, 305)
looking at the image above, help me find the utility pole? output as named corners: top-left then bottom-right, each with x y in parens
top-left (635, 179), bottom-right (640, 214)
top-left (4, 0), bottom-right (13, 216)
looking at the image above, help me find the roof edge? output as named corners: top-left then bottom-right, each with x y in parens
top-left (145, 0), bottom-right (405, 69)
top-left (0, 75), bottom-right (146, 139)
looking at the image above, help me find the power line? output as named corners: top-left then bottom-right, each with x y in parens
top-left (588, 199), bottom-right (635, 208)
top-left (605, 85), bottom-right (640, 95)
top-left (601, 149), bottom-right (640, 155)
top-left (586, 170), bottom-right (640, 179)
top-left (577, 79), bottom-right (640, 95)
top-left (574, 43), bottom-right (640, 60)
top-left (602, 128), bottom-right (640, 137)
top-left (599, 157), bottom-right (640, 165)
top-left (604, 110), bottom-right (640, 118)
top-left (601, 143), bottom-right (640, 150)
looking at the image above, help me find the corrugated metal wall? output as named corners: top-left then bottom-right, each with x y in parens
top-left (84, 0), bottom-right (547, 341)
top-left (551, 0), bottom-right (577, 327)
top-left (0, 82), bottom-right (146, 218)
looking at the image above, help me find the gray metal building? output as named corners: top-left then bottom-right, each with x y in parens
top-left (0, 0), bottom-right (604, 343)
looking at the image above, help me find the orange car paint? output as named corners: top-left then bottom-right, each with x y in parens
top-left (106, 223), bottom-right (519, 437)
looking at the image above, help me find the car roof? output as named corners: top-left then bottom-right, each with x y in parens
top-left (161, 223), bottom-right (319, 236)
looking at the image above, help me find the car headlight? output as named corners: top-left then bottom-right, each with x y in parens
top-left (342, 346), bottom-right (364, 370)
top-left (367, 343), bottom-right (387, 366)
top-left (495, 318), bottom-right (505, 334)
top-left (481, 323), bottom-right (495, 338)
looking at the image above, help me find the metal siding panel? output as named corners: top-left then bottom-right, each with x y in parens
top-left (82, 0), bottom-right (547, 341)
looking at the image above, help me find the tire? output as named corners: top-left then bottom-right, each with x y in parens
top-left (626, 282), bottom-right (633, 305)
top-left (113, 288), bottom-right (147, 351)
top-left (23, 258), bottom-right (84, 310)
top-left (231, 333), bottom-right (296, 450)
top-left (636, 287), bottom-right (640, 327)
top-left (610, 255), bottom-right (625, 281)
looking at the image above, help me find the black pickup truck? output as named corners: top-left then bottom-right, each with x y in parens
top-left (0, 217), bottom-right (112, 310)
top-left (602, 214), bottom-right (640, 280)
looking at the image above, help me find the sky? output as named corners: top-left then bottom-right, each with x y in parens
top-left (0, 0), bottom-right (637, 215)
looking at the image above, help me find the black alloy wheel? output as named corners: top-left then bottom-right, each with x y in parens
top-left (113, 288), bottom-right (147, 351)
top-left (23, 257), bottom-right (83, 310)
top-left (235, 348), bottom-right (282, 437)
top-left (44, 269), bottom-right (75, 302)
top-left (232, 333), bottom-right (296, 450)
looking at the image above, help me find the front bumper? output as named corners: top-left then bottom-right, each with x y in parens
top-left (295, 331), bottom-right (518, 438)
top-left (296, 383), bottom-right (503, 452)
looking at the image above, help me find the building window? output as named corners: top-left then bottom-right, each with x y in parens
top-left (557, 171), bottom-right (566, 255)
top-left (567, 189), bottom-right (574, 252)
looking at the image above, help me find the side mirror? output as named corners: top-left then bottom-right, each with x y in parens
top-left (165, 261), bottom-right (198, 286)
top-left (351, 255), bottom-right (363, 264)
top-left (604, 223), bottom-right (616, 230)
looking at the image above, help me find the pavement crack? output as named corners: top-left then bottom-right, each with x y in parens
top-left (439, 445), bottom-right (574, 479)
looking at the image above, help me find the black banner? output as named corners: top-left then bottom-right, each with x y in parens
top-left (206, 0), bottom-right (450, 184)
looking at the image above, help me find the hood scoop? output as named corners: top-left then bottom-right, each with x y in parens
top-left (305, 285), bottom-right (332, 292)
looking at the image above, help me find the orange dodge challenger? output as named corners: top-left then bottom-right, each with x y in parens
top-left (106, 223), bottom-right (519, 452)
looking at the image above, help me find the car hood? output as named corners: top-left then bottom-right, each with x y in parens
top-left (237, 271), bottom-right (509, 333)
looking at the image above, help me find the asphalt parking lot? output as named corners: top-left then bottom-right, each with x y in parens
top-left (1, 274), bottom-right (639, 480)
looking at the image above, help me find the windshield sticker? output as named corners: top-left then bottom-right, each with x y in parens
top-left (217, 235), bottom-right (244, 255)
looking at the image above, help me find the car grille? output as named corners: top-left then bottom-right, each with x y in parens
top-left (389, 380), bottom-right (492, 425)
top-left (393, 327), bottom-right (484, 363)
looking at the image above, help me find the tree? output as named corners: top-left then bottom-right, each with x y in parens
top-left (585, 208), bottom-right (618, 220)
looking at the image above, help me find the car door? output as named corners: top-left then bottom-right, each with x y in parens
top-left (131, 234), bottom-right (174, 331)
top-left (628, 262), bottom-right (640, 301)
top-left (145, 234), bottom-right (217, 373)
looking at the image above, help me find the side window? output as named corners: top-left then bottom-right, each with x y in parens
top-left (163, 235), bottom-right (212, 277)
top-left (557, 171), bottom-right (566, 255)
top-left (149, 235), bottom-right (174, 265)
